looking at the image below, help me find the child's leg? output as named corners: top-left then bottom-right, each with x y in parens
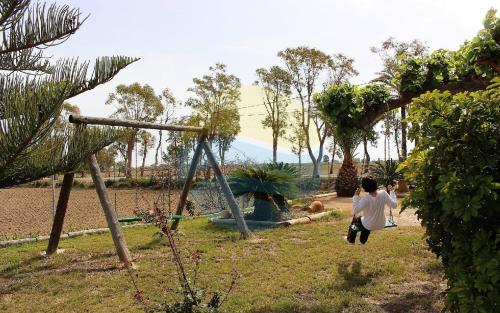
top-left (346, 225), bottom-right (357, 243)
top-left (346, 217), bottom-right (362, 244)
top-left (360, 229), bottom-right (371, 244)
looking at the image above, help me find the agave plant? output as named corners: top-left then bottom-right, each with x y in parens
top-left (229, 165), bottom-right (298, 221)
top-left (369, 160), bottom-right (402, 185)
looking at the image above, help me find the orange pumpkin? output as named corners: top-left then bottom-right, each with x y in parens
top-left (308, 200), bottom-right (324, 213)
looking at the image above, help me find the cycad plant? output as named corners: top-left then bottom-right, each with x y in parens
top-left (369, 159), bottom-right (402, 186)
top-left (263, 162), bottom-right (299, 210)
top-left (0, 0), bottom-right (137, 187)
top-left (229, 164), bottom-right (298, 221)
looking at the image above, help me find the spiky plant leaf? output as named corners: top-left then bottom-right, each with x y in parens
top-left (0, 1), bottom-right (138, 187)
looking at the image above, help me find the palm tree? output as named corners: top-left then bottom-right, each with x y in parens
top-left (229, 165), bottom-right (298, 221)
top-left (0, 0), bottom-right (137, 188)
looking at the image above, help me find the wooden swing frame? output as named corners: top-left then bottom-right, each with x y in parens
top-left (45, 115), bottom-right (251, 267)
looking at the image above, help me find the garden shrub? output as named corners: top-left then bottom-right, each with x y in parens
top-left (401, 82), bottom-right (499, 313)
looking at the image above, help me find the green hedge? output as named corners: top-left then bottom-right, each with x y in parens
top-left (402, 83), bottom-right (499, 312)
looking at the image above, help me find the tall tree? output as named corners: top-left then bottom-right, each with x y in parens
top-left (186, 63), bottom-right (241, 162)
top-left (255, 66), bottom-right (291, 163)
top-left (316, 83), bottom-right (391, 196)
top-left (287, 111), bottom-right (306, 172)
top-left (278, 47), bottom-right (331, 177)
top-left (325, 53), bottom-right (359, 87)
top-left (106, 83), bottom-right (164, 178)
top-left (154, 88), bottom-right (176, 169)
top-left (370, 37), bottom-right (428, 161)
top-left (138, 130), bottom-right (154, 176)
top-left (0, 0), bottom-right (137, 188)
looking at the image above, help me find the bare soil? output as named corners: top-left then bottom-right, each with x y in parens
top-left (0, 187), bottom-right (419, 239)
top-left (0, 187), bottom-right (177, 239)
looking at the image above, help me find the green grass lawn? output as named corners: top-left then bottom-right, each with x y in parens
top-left (0, 213), bottom-right (444, 313)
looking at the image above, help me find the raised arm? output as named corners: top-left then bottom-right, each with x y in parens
top-left (385, 190), bottom-right (397, 208)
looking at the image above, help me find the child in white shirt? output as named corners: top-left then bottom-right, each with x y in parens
top-left (344, 177), bottom-right (397, 244)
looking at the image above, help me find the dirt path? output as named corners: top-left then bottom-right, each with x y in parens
top-left (314, 193), bottom-right (421, 227)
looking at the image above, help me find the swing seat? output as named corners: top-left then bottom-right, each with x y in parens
top-left (118, 216), bottom-right (142, 223)
top-left (118, 215), bottom-right (183, 223)
top-left (384, 219), bottom-right (397, 228)
top-left (349, 224), bottom-right (360, 232)
top-left (169, 215), bottom-right (183, 221)
top-left (350, 219), bottom-right (397, 230)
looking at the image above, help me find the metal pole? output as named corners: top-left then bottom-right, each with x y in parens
top-left (170, 137), bottom-right (205, 230)
top-left (200, 139), bottom-right (251, 239)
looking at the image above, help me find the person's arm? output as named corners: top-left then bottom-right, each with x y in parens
top-left (385, 185), bottom-right (397, 208)
top-left (353, 188), bottom-right (368, 214)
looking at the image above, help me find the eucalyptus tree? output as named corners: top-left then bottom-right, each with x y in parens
top-left (154, 88), bottom-right (176, 169)
top-left (106, 83), bottom-right (164, 177)
top-left (138, 130), bottom-right (155, 176)
top-left (279, 48), bottom-right (359, 177)
top-left (287, 110), bottom-right (306, 172)
top-left (371, 37), bottom-right (428, 160)
top-left (0, 0), bottom-right (137, 188)
top-left (255, 65), bottom-right (291, 163)
top-left (186, 63), bottom-right (241, 164)
top-left (278, 47), bottom-right (331, 177)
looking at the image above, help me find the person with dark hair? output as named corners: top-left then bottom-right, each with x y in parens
top-left (344, 176), bottom-right (397, 244)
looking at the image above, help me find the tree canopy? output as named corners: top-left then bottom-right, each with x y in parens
top-left (357, 8), bottom-right (499, 128)
top-left (0, 0), bottom-right (137, 188)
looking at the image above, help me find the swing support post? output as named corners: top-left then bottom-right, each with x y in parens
top-left (46, 172), bottom-right (75, 255)
top-left (65, 114), bottom-right (253, 264)
top-left (170, 135), bottom-right (205, 230)
top-left (171, 135), bottom-right (251, 239)
top-left (87, 154), bottom-right (133, 267)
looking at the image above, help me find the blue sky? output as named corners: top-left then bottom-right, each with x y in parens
top-left (52, 0), bottom-right (499, 164)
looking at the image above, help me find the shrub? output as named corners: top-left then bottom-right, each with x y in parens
top-left (401, 83), bottom-right (500, 312)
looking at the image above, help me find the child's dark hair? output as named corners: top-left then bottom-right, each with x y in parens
top-left (361, 177), bottom-right (378, 193)
top-left (385, 180), bottom-right (395, 188)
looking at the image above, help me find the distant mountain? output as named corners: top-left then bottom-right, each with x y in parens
top-left (224, 138), bottom-right (301, 163)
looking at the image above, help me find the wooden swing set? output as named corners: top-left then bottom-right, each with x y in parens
top-left (45, 115), bottom-right (251, 267)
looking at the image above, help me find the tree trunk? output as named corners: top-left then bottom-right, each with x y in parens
top-left (394, 122), bottom-right (401, 161)
top-left (298, 149), bottom-right (302, 173)
top-left (272, 134), bottom-right (278, 163)
top-left (140, 145), bottom-right (147, 177)
top-left (87, 154), bottom-right (132, 267)
top-left (125, 131), bottom-right (136, 178)
top-left (401, 104), bottom-right (407, 160)
top-left (154, 130), bottom-right (163, 170)
top-left (363, 137), bottom-right (370, 174)
top-left (329, 139), bottom-right (336, 175)
top-left (46, 173), bottom-right (74, 255)
top-left (335, 146), bottom-right (359, 197)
